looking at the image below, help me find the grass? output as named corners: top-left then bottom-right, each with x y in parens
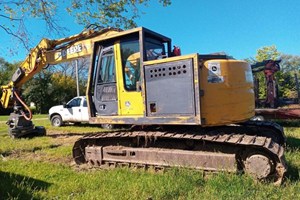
top-left (0, 115), bottom-right (300, 199)
top-left (0, 114), bottom-right (47, 121)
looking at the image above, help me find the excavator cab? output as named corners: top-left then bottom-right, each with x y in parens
top-left (87, 27), bottom-right (255, 127)
top-left (89, 27), bottom-right (172, 120)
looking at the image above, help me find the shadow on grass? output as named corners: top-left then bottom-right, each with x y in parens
top-left (0, 171), bottom-right (51, 199)
top-left (286, 136), bottom-right (300, 151)
top-left (285, 136), bottom-right (300, 182)
top-left (285, 163), bottom-right (300, 183)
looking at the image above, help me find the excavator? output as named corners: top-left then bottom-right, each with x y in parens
top-left (0, 25), bottom-right (287, 184)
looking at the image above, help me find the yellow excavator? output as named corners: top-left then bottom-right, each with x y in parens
top-left (0, 25), bottom-right (287, 184)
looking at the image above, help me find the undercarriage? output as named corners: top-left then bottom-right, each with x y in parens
top-left (73, 121), bottom-right (287, 185)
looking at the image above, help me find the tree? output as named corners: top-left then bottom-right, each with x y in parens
top-left (278, 54), bottom-right (300, 98)
top-left (22, 69), bottom-right (85, 114)
top-left (1, 0), bottom-right (171, 51)
top-left (0, 57), bottom-right (18, 114)
top-left (23, 71), bottom-right (54, 113)
top-left (255, 45), bottom-right (280, 62)
top-left (0, 57), bottom-right (19, 85)
top-left (280, 54), bottom-right (300, 72)
top-left (50, 72), bottom-right (79, 105)
top-left (52, 58), bottom-right (90, 84)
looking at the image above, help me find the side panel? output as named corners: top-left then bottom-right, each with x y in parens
top-left (144, 59), bottom-right (195, 116)
top-left (199, 59), bottom-right (255, 126)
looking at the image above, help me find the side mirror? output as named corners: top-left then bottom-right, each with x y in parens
top-left (63, 102), bottom-right (67, 108)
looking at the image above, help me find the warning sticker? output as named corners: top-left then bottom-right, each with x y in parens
top-left (208, 62), bottom-right (224, 83)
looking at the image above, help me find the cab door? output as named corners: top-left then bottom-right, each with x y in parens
top-left (93, 46), bottom-right (118, 116)
top-left (115, 39), bottom-right (144, 116)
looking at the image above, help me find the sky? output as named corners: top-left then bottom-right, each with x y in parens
top-left (1, 0), bottom-right (300, 62)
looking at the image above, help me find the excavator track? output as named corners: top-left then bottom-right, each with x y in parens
top-left (240, 120), bottom-right (285, 144)
top-left (73, 124), bottom-right (287, 185)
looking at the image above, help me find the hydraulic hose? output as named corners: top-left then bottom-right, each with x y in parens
top-left (13, 90), bottom-right (32, 121)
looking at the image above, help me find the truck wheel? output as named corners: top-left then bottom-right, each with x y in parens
top-left (51, 115), bottom-right (63, 127)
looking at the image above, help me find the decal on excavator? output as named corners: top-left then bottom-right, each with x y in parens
top-left (208, 62), bottom-right (224, 83)
top-left (57, 44), bottom-right (83, 58)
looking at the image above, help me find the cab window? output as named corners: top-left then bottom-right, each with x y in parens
top-left (97, 48), bottom-right (115, 84)
top-left (120, 40), bottom-right (140, 91)
top-left (67, 98), bottom-right (81, 107)
top-left (145, 38), bottom-right (166, 61)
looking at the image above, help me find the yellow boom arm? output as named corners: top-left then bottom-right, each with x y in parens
top-left (0, 27), bottom-right (121, 110)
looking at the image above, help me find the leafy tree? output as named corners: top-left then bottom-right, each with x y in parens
top-left (0, 57), bottom-right (19, 85)
top-left (279, 54), bottom-right (300, 99)
top-left (0, 57), bottom-right (18, 114)
top-left (22, 69), bottom-right (85, 113)
top-left (22, 71), bottom-right (54, 113)
top-left (50, 72), bottom-right (79, 104)
top-left (255, 45), bottom-right (280, 62)
top-left (52, 58), bottom-right (90, 87)
top-left (280, 54), bottom-right (300, 72)
top-left (1, 0), bottom-right (171, 51)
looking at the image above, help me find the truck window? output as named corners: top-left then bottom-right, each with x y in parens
top-left (120, 40), bottom-right (140, 91)
top-left (68, 98), bottom-right (81, 107)
top-left (83, 99), bottom-right (87, 107)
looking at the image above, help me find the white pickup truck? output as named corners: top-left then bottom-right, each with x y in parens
top-left (49, 96), bottom-right (89, 127)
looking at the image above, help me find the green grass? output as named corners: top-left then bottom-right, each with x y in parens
top-left (0, 116), bottom-right (300, 199)
top-left (0, 114), bottom-right (48, 121)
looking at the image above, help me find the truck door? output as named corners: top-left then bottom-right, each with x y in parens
top-left (65, 97), bottom-right (82, 121)
top-left (80, 97), bottom-right (89, 122)
top-left (93, 46), bottom-right (118, 116)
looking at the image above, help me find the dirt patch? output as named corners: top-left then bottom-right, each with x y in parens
top-left (3, 148), bottom-right (74, 166)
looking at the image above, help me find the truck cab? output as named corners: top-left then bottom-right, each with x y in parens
top-left (49, 96), bottom-right (89, 126)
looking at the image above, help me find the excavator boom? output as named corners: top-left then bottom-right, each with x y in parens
top-left (0, 26), bottom-right (121, 137)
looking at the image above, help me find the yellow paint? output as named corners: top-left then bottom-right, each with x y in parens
top-left (114, 43), bottom-right (144, 116)
top-left (0, 84), bottom-right (12, 108)
top-left (199, 59), bottom-right (255, 126)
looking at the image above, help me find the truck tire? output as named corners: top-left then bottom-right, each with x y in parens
top-left (51, 115), bottom-right (63, 127)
